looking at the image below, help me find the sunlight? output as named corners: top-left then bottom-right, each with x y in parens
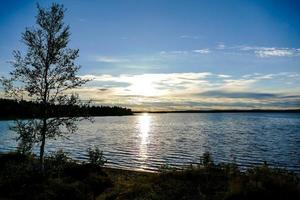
top-left (137, 113), bottom-right (151, 167)
top-left (129, 76), bottom-right (158, 96)
top-left (139, 113), bottom-right (151, 144)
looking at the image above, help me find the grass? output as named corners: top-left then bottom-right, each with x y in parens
top-left (0, 151), bottom-right (299, 200)
top-left (99, 163), bottom-right (300, 200)
top-left (0, 151), bottom-right (112, 200)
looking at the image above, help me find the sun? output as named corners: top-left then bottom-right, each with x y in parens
top-left (129, 77), bottom-right (158, 96)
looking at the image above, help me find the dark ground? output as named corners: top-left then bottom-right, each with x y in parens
top-left (0, 152), bottom-right (299, 200)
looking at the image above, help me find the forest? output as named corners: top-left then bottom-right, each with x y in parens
top-left (0, 98), bottom-right (133, 119)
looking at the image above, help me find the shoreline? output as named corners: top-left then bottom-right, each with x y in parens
top-left (133, 109), bottom-right (300, 113)
top-left (1, 110), bottom-right (299, 120)
top-left (1, 152), bottom-right (299, 199)
top-left (1, 152), bottom-right (300, 175)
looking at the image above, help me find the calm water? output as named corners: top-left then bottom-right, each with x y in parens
top-left (0, 113), bottom-right (300, 173)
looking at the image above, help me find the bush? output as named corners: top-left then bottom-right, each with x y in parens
top-left (0, 151), bottom-right (113, 199)
top-left (47, 150), bottom-right (71, 165)
top-left (45, 150), bottom-right (73, 176)
top-left (159, 164), bottom-right (176, 173)
top-left (200, 151), bottom-right (214, 167)
top-left (87, 147), bottom-right (107, 167)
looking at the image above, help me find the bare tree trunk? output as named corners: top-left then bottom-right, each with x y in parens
top-left (40, 117), bottom-right (47, 173)
top-left (41, 48), bottom-right (49, 172)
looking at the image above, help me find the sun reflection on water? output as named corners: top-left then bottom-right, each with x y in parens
top-left (138, 113), bottom-right (151, 167)
top-left (139, 113), bottom-right (151, 143)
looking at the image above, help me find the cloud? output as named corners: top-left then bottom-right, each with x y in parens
top-left (159, 50), bottom-right (188, 55)
top-left (242, 72), bottom-right (300, 80)
top-left (192, 49), bottom-right (211, 54)
top-left (179, 35), bottom-right (201, 39)
top-left (91, 45), bottom-right (300, 68)
top-left (160, 49), bottom-right (211, 55)
top-left (80, 72), bottom-right (217, 98)
top-left (81, 72), bottom-right (213, 91)
top-left (75, 72), bottom-right (300, 111)
top-left (169, 50), bottom-right (189, 54)
top-left (238, 46), bottom-right (300, 58)
top-left (220, 79), bottom-right (258, 91)
top-left (255, 48), bottom-right (294, 58)
top-left (160, 44), bottom-right (299, 58)
top-left (80, 72), bottom-right (300, 94)
top-left (93, 56), bottom-right (130, 63)
top-left (216, 43), bottom-right (225, 49)
top-left (199, 91), bottom-right (278, 99)
top-left (212, 44), bottom-right (300, 58)
top-left (218, 74), bottom-right (231, 78)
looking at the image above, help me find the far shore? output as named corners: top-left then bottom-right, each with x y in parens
top-left (133, 109), bottom-right (300, 113)
top-left (1, 109), bottom-right (299, 121)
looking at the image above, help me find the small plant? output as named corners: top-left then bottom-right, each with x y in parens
top-left (87, 147), bottom-right (107, 167)
top-left (200, 151), bottom-right (214, 167)
top-left (159, 164), bottom-right (175, 173)
top-left (46, 149), bottom-right (71, 176)
top-left (48, 150), bottom-right (70, 165)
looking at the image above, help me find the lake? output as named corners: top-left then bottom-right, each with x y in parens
top-left (0, 113), bottom-right (300, 173)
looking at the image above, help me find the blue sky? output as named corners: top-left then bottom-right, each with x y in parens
top-left (0, 0), bottom-right (300, 110)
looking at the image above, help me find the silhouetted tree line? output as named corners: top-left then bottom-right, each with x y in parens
top-left (0, 98), bottom-right (132, 119)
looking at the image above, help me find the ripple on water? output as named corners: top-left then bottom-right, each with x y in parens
top-left (0, 113), bottom-right (299, 173)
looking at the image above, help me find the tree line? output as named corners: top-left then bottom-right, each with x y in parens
top-left (0, 98), bottom-right (132, 119)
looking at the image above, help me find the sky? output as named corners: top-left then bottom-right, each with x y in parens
top-left (0, 0), bottom-right (300, 111)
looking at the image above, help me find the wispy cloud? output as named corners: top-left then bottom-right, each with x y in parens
top-left (242, 72), bottom-right (300, 80)
top-left (221, 79), bottom-right (257, 91)
top-left (179, 35), bottom-right (201, 39)
top-left (159, 44), bottom-right (300, 58)
top-left (90, 45), bottom-right (299, 70)
top-left (169, 50), bottom-right (189, 54)
top-left (212, 44), bottom-right (300, 58)
top-left (218, 74), bottom-right (231, 78)
top-left (192, 49), bottom-right (211, 54)
top-left (255, 48), bottom-right (294, 58)
top-left (76, 72), bottom-right (300, 110)
top-left (160, 49), bottom-right (211, 55)
top-left (199, 91), bottom-right (278, 99)
top-left (216, 43), bottom-right (226, 50)
top-left (93, 56), bottom-right (130, 63)
top-left (238, 46), bottom-right (300, 58)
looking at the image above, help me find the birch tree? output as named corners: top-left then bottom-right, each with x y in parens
top-left (1, 3), bottom-right (88, 171)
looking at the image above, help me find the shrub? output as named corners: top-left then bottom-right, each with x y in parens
top-left (45, 150), bottom-right (72, 176)
top-left (48, 150), bottom-right (70, 164)
top-left (200, 151), bottom-right (214, 167)
top-left (159, 164), bottom-right (175, 173)
top-left (87, 147), bottom-right (107, 167)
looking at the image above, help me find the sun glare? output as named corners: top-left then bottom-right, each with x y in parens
top-left (129, 76), bottom-right (159, 96)
top-left (137, 113), bottom-right (151, 166)
top-left (139, 113), bottom-right (151, 143)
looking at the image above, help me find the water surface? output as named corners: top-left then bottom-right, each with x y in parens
top-left (0, 113), bottom-right (299, 173)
